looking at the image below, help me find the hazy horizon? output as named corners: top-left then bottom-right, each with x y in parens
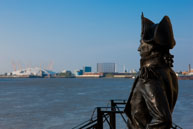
top-left (0, 0), bottom-right (193, 73)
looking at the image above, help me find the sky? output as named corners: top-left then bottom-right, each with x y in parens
top-left (0, 0), bottom-right (192, 73)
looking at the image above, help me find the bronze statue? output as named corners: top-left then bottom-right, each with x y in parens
top-left (124, 13), bottom-right (178, 129)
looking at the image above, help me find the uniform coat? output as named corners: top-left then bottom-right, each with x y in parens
top-left (124, 65), bottom-right (178, 129)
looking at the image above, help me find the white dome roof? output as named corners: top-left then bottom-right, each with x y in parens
top-left (11, 67), bottom-right (55, 76)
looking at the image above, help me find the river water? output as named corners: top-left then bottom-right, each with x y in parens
top-left (0, 78), bottom-right (192, 129)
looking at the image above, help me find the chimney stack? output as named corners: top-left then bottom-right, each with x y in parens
top-left (189, 64), bottom-right (191, 73)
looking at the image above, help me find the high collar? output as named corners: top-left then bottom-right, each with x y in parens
top-left (139, 56), bottom-right (166, 80)
top-left (140, 55), bottom-right (167, 68)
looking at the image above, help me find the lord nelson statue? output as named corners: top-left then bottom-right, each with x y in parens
top-left (124, 14), bottom-right (178, 129)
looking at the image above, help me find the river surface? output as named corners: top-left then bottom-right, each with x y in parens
top-left (0, 78), bottom-right (192, 129)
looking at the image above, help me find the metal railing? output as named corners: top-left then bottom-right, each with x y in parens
top-left (72, 100), bottom-right (127, 129)
top-left (72, 99), bottom-right (183, 129)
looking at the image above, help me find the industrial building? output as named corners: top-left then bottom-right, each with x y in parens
top-left (83, 66), bottom-right (92, 73)
top-left (97, 63), bottom-right (115, 73)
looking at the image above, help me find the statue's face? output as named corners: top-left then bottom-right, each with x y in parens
top-left (138, 40), bottom-right (153, 57)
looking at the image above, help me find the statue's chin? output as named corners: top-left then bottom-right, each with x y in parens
top-left (140, 52), bottom-right (151, 57)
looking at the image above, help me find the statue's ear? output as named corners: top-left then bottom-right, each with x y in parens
top-left (141, 13), bottom-right (155, 42)
top-left (154, 16), bottom-right (176, 49)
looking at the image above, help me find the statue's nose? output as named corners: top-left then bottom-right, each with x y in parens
top-left (138, 45), bottom-right (141, 52)
top-left (138, 40), bottom-right (142, 52)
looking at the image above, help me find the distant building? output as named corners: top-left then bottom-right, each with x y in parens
top-left (61, 70), bottom-right (67, 73)
top-left (129, 69), bottom-right (137, 73)
top-left (77, 72), bottom-right (104, 78)
top-left (76, 69), bottom-right (83, 75)
top-left (182, 64), bottom-right (193, 75)
top-left (97, 63), bottom-right (115, 73)
top-left (83, 66), bottom-right (92, 73)
top-left (10, 67), bottom-right (55, 77)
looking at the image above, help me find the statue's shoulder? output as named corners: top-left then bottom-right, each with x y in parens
top-left (139, 78), bottom-right (164, 96)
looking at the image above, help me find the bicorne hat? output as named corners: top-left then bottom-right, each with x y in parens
top-left (141, 13), bottom-right (176, 49)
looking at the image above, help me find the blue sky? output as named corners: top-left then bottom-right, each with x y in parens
top-left (0, 0), bottom-right (192, 73)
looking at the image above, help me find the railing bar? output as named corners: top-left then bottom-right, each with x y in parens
top-left (101, 111), bottom-right (124, 113)
top-left (103, 113), bottom-right (114, 129)
top-left (85, 123), bottom-right (97, 129)
top-left (73, 99), bottom-right (128, 129)
top-left (115, 105), bottom-right (128, 125)
top-left (100, 107), bottom-right (125, 109)
top-left (172, 123), bottom-right (183, 129)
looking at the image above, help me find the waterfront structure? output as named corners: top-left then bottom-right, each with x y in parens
top-left (61, 70), bottom-right (67, 73)
top-left (113, 73), bottom-right (136, 78)
top-left (83, 66), bottom-right (92, 73)
top-left (77, 72), bottom-right (103, 78)
top-left (57, 70), bottom-right (74, 78)
top-left (129, 69), bottom-right (137, 73)
top-left (176, 64), bottom-right (193, 80)
top-left (182, 64), bottom-right (193, 75)
top-left (74, 70), bottom-right (83, 76)
top-left (97, 63), bottom-right (115, 73)
top-left (9, 67), bottom-right (55, 77)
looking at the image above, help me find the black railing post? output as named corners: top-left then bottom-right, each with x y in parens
top-left (110, 100), bottom-right (116, 129)
top-left (73, 100), bottom-right (128, 129)
top-left (97, 107), bottom-right (103, 129)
